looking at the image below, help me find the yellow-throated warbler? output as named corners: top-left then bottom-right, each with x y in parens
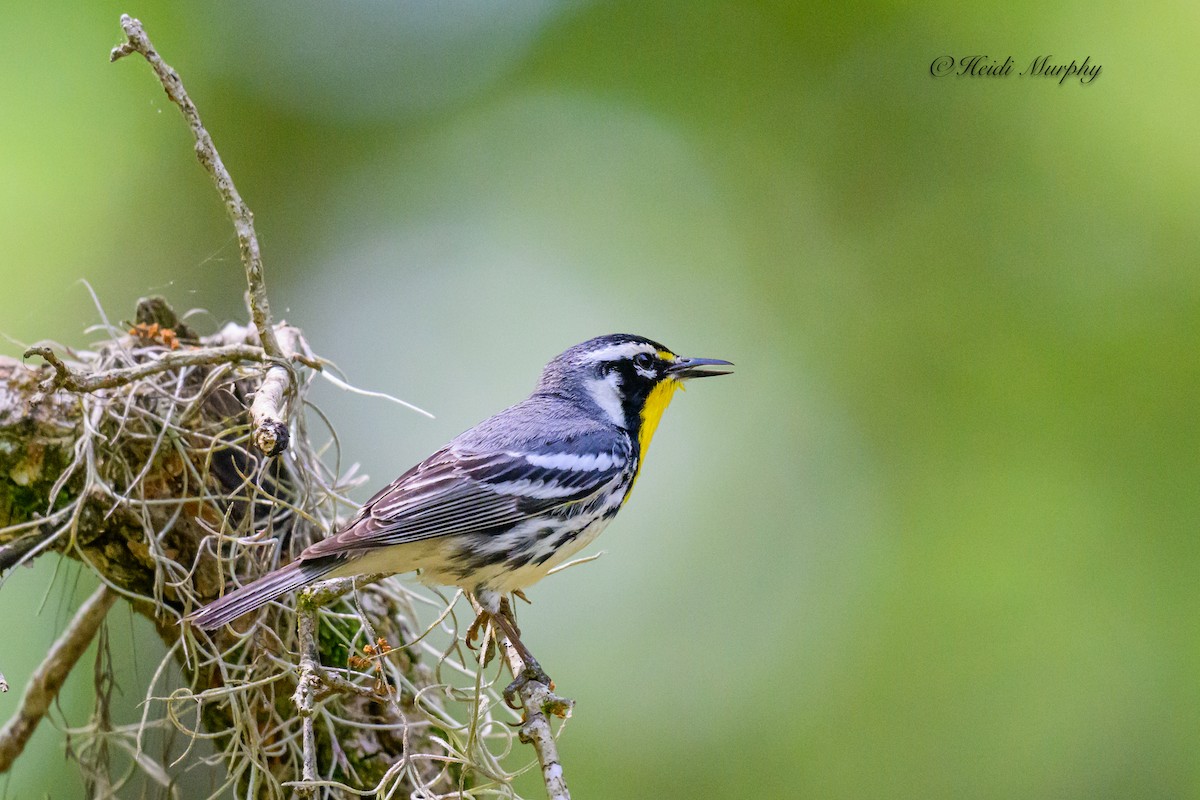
top-left (189, 334), bottom-right (732, 693)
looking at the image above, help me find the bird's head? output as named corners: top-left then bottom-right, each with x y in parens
top-left (538, 333), bottom-right (732, 456)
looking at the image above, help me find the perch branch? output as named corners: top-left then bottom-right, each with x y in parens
top-left (0, 585), bottom-right (118, 773)
top-left (470, 597), bottom-right (573, 800)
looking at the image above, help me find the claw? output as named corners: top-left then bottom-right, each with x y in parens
top-left (464, 609), bottom-right (488, 651)
top-left (464, 609), bottom-right (499, 666)
top-left (503, 663), bottom-right (552, 709)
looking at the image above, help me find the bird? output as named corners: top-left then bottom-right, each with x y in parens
top-left (187, 333), bottom-right (732, 699)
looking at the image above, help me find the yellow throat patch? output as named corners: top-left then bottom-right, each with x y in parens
top-left (631, 376), bottom-right (680, 489)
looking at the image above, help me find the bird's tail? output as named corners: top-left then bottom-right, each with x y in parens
top-left (186, 557), bottom-right (339, 631)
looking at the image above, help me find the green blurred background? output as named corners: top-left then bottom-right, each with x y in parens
top-left (2, 2), bottom-right (1198, 798)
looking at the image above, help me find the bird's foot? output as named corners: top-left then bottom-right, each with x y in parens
top-left (464, 609), bottom-right (499, 666)
top-left (503, 660), bottom-right (553, 709)
top-left (464, 609), bottom-right (488, 650)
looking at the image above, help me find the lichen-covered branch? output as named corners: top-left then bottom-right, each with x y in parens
top-left (0, 585), bottom-right (117, 772)
top-left (292, 601), bottom-right (322, 795)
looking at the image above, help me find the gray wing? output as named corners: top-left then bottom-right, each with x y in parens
top-left (301, 427), bottom-right (631, 560)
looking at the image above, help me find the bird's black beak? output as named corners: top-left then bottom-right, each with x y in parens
top-left (667, 356), bottom-right (734, 380)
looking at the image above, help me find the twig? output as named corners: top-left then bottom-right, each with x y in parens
top-left (22, 344), bottom-right (267, 394)
top-left (469, 597), bottom-right (573, 800)
top-left (0, 585), bottom-right (118, 772)
top-left (291, 601), bottom-right (321, 796)
top-left (249, 325), bottom-right (310, 457)
top-left (110, 14), bottom-right (280, 359)
top-left (0, 535), bottom-right (51, 574)
top-left (248, 368), bottom-right (290, 457)
top-left (110, 14), bottom-right (293, 456)
top-left (287, 576), bottom-right (397, 796)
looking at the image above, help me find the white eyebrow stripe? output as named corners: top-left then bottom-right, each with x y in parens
top-left (526, 452), bottom-right (616, 471)
top-left (578, 342), bottom-right (657, 363)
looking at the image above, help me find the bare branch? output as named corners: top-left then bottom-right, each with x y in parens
top-left (0, 585), bottom-right (118, 772)
top-left (249, 376), bottom-right (290, 457)
top-left (291, 602), bottom-right (321, 796)
top-left (287, 576), bottom-right (395, 796)
top-left (109, 14), bottom-right (280, 360)
top-left (22, 343), bottom-right (268, 394)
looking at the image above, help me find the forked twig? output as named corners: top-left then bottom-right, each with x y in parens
top-left (110, 14), bottom-right (279, 360)
top-left (110, 13), bottom-right (291, 455)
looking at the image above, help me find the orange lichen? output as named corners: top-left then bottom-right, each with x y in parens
top-left (129, 322), bottom-right (180, 350)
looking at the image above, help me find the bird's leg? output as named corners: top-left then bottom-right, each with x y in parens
top-left (490, 608), bottom-right (553, 708)
top-left (466, 596), bottom-right (518, 650)
top-left (473, 589), bottom-right (553, 706)
top-left (497, 596), bottom-right (520, 635)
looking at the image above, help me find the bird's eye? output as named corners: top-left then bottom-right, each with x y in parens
top-left (633, 353), bottom-right (655, 370)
